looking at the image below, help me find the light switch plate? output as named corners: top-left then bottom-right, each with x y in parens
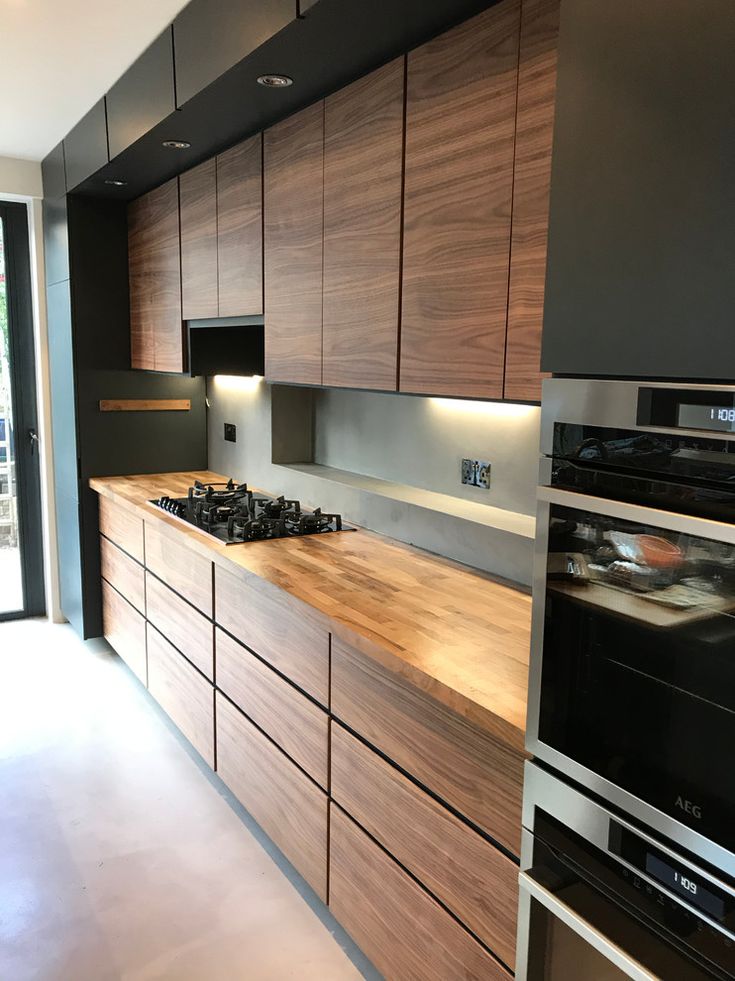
top-left (224, 423), bottom-right (237, 443)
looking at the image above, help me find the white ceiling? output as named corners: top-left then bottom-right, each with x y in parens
top-left (0, 0), bottom-right (192, 161)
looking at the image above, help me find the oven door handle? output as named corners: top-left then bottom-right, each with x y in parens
top-left (538, 484), bottom-right (735, 544)
top-left (519, 870), bottom-right (658, 981)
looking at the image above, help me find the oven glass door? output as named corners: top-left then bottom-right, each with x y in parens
top-left (537, 495), bottom-right (735, 854)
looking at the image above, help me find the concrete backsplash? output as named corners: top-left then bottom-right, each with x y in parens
top-left (206, 378), bottom-right (540, 586)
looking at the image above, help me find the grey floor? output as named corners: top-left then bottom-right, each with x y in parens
top-left (0, 618), bottom-right (379, 981)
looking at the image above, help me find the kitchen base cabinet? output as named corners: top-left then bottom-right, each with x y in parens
top-left (144, 521), bottom-right (213, 617)
top-left (331, 722), bottom-right (518, 969)
top-left (99, 496), bottom-right (144, 564)
top-left (102, 580), bottom-right (147, 686)
top-left (329, 804), bottom-right (511, 981)
top-left (146, 572), bottom-right (213, 680)
top-left (216, 628), bottom-right (328, 789)
top-left (100, 536), bottom-right (145, 615)
top-left (331, 636), bottom-right (524, 856)
top-left (214, 565), bottom-right (329, 707)
top-left (215, 692), bottom-right (328, 903)
top-left (147, 624), bottom-right (215, 768)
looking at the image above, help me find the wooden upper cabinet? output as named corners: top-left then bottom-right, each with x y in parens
top-left (504, 0), bottom-right (560, 403)
top-left (217, 134), bottom-right (263, 317)
top-left (264, 100), bottom-right (324, 385)
top-left (180, 158), bottom-right (218, 320)
top-left (128, 177), bottom-right (184, 372)
top-left (399, 0), bottom-right (521, 399)
top-left (322, 58), bottom-right (404, 391)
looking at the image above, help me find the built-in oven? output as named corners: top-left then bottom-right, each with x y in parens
top-left (527, 379), bottom-right (735, 880)
top-left (516, 762), bottom-right (735, 980)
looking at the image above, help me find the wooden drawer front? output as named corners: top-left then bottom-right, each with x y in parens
top-left (331, 638), bottom-right (524, 856)
top-left (144, 520), bottom-right (212, 617)
top-left (147, 624), bottom-right (214, 768)
top-left (331, 723), bottom-right (518, 968)
top-left (146, 572), bottom-right (213, 681)
top-left (215, 692), bottom-right (328, 902)
top-left (99, 496), bottom-right (144, 563)
top-left (100, 536), bottom-right (145, 614)
top-left (102, 580), bottom-right (147, 686)
top-left (329, 805), bottom-right (511, 981)
top-left (215, 565), bottom-right (329, 706)
top-left (216, 629), bottom-right (328, 789)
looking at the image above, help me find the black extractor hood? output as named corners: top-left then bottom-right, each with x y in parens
top-left (187, 316), bottom-right (264, 377)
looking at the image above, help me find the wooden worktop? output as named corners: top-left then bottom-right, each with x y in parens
top-left (90, 471), bottom-right (531, 753)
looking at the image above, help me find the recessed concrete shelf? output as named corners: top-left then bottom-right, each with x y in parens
top-left (275, 463), bottom-right (536, 540)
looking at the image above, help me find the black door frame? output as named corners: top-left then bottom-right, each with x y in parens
top-left (1, 201), bottom-right (45, 619)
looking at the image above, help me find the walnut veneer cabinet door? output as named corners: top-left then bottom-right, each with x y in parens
top-left (331, 722), bottom-right (519, 969)
top-left (504, 0), bottom-right (560, 402)
top-left (399, 0), bottom-right (520, 398)
top-left (263, 100), bottom-right (324, 385)
top-left (322, 58), bottom-right (404, 391)
top-left (180, 157), bottom-right (218, 320)
top-left (216, 692), bottom-right (328, 902)
top-left (329, 805), bottom-right (511, 981)
top-left (217, 134), bottom-right (263, 316)
top-left (102, 580), bottom-right (147, 686)
top-left (128, 177), bottom-right (184, 372)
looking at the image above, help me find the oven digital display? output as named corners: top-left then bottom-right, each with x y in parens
top-left (646, 852), bottom-right (727, 921)
top-left (677, 403), bottom-right (735, 432)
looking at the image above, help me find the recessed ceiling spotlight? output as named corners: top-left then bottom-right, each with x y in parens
top-left (257, 74), bottom-right (293, 88)
top-left (162, 140), bottom-right (191, 150)
top-left (104, 179), bottom-right (127, 187)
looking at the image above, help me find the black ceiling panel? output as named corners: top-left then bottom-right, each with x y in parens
top-left (72, 0), bottom-right (497, 202)
top-left (107, 28), bottom-right (176, 161)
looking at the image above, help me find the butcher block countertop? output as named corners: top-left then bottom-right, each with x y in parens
top-left (90, 471), bottom-right (532, 754)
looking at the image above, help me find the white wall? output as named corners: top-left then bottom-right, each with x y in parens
top-left (0, 157), bottom-right (43, 199)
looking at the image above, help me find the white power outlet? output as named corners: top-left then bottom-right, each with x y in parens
top-left (461, 459), bottom-right (491, 489)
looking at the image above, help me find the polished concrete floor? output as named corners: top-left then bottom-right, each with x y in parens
top-left (0, 619), bottom-right (378, 981)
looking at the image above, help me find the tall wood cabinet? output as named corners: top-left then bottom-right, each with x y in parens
top-left (504, 0), bottom-right (559, 401)
top-left (128, 177), bottom-right (184, 372)
top-left (264, 101), bottom-right (325, 385)
top-left (129, 0), bottom-right (557, 398)
top-left (179, 135), bottom-right (264, 322)
top-left (399, 0), bottom-right (520, 400)
top-left (217, 134), bottom-right (263, 317)
top-left (180, 158), bottom-right (218, 320)
top-left (322, 58), bottom-right (405, 391)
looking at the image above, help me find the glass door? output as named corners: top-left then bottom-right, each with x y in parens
top-left (0, 202), bottom-right (45, 619)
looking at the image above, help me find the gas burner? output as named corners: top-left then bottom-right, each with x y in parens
top-left (252, 495), bottom-right (301, 520)
top-left (189, 479), bottom-right (251, 508)
top-left (151, 479), bottom-right (354, 544)
top-left (284, 507), bottom-right (343, 535)
top-left (228, 514), bottom-right (288, 542)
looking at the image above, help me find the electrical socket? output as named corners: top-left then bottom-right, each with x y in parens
top-left (461, 458), bottom-right (491, 489)
top-left (224, 423), bottom-right (237, 443)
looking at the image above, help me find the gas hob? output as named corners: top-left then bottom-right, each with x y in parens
top-left (150, 479), bottom-right (354, 545)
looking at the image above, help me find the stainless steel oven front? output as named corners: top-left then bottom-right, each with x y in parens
top-left (516, 762), bottom-right (735, 981)
top-left (527, 379), bottom-right (735, 879)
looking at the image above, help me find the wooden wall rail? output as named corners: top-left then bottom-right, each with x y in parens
top-left (99, 399), bottom-right (191, 412)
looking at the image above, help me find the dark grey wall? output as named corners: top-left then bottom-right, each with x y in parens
top-left (541, 0), bottom-right (735, 381)
top-left (42, 190), bottom-right (207, 639)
